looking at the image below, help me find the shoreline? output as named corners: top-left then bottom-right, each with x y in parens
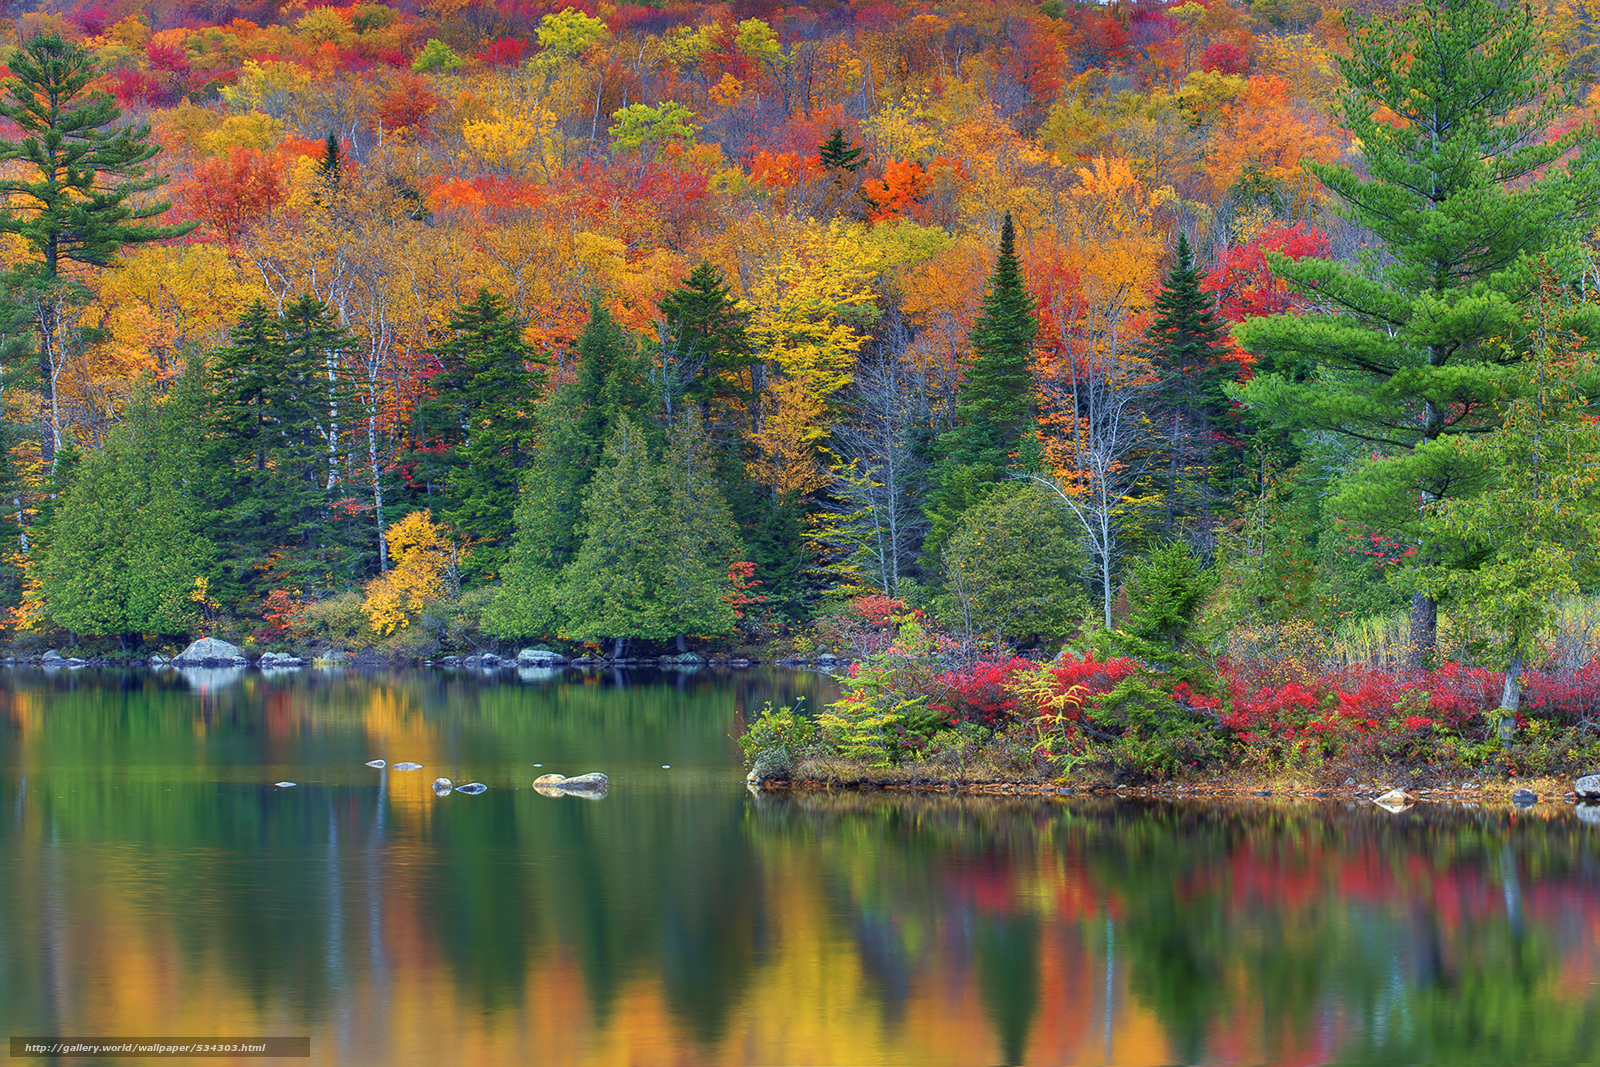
top-left (749, 767), bottom-right (1597, 809)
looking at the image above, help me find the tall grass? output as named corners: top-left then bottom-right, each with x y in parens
top-left (1326, 596), bottom-right (1600, 670)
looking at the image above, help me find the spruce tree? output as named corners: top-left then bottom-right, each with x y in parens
top-left (924, 212), bottom-right (1039, 561)
top-left (0, 33), bottom-right (192, 465)
top-left (657, 410), bottom-right (742, 642)
top-left (1235, 0), bottom-right (1600, 665)
top-left (658, 261), bottom-right (753, 412)
top-left (558, 417), bottom-right (674, 655)
top-left (1143, 233), bottom-right (1235, 529)
top-left (412, 290), bottom-right (541, 582)
top-left (486, 301), bottom-right (656, 638)
top-left (206, 299), bottom-right (345, 602)
top-left (818, 127), bottom-right (865, 171)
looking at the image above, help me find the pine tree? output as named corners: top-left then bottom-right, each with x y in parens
top-left (818, 127), bottom-right (865, 171)
top-left (658, 261), bottom-right (753, 413)
top-left (558, 417), bottom-right (674, 655)
top-left (206, 299), bottom-right (345, 602)
top-left (1235, 0), bottom-right (1600, 665)
top-left (924, 212), bottom-right (1040, 562)
top-left (412, 290), bottom-right (541, 582)
top-left (486, 301), bottom-right (656, 638)
top-left (1143, 233), bottom-right (1235, 530)
top-left (320, 131), bottom-right (342, 182)
top-left (40, 396), bottom-right (212, 640)
top-left (0, 33), bottom-right (193, 465)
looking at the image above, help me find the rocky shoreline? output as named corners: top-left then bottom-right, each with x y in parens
top-left (9, 637), bottom-right (847, 672)
top-left (747, 766), bottom-right (1600, 813)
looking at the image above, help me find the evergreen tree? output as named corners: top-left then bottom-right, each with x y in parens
top-left (559, 417), bottom-right (674, 655)
top-left (206, 298), bottom-right (345, 602)
top-left (40, 396), bottom-right (212, 641)
top-left (411, 290), bottom-right (541, 582)
top-left (923, 212), bottom-right (1040, 563)
top-left (657, 410), bottom-right (743, 642)
top-left (0, 33), bottom-right (192, 465)
top-left (818, 127), bottom-right (865, 171)
top-left (658, 261), bottom-right (753, 413)
top-left (1143, 233), bottom-right (1236, 530)
top-left (320, 131), bottom-right (342, 182)
top-left (486, 301), bottom-right (656, 637)
top-left (1234, 0), bottom-right (1600, 665)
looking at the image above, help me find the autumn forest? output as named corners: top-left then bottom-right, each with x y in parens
top-left (5, 0), bottom-right (1600, 778)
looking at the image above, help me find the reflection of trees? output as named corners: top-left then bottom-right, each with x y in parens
top-left (750, 794), bottom-right (1600, 1065)
top-left (0, 668), bottom-right (837, 1053)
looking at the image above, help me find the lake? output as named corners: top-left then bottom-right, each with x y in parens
top-left (2, 668), bottom-right (1598, 1065)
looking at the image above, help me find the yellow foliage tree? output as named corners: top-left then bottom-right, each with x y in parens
top-left (363, 510), bottom-right (457, 636)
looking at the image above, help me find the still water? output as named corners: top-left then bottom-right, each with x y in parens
top-left (2, 668), bottom-right (1598, 1066)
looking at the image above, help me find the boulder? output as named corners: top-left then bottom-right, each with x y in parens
top-left (439, 656), bottom-right (462, 668)
top-left (532, 771), bottom-right (609, 798)
top-left (660, 651), bottom-right (706, 666)
top-left (1575, 774), bottom-right (1600, 800)
top-left (465, 652), bottom-right (504, 669)
top-left (815, 652), bottom-right (839, 664)
top-left (745, 759), bottom-right (790, 788)
top-left (313, 650), bottom-right (350, 667)
top-left (1512, 788), bottom-right (1538, 807)
top-left (518, 647), bottom-right (569, 666)
top-left (148, 654), bottom-right (171, 668)
top-left (258, 651), bottom-right (305, 669)
top-left (1373, 788), bottom-right (1416, 813)
top-left (173, 638), bottom-right (248, 667)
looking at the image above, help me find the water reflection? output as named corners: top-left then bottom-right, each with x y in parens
top-left (0, 670), bottom-right (1597, 1065)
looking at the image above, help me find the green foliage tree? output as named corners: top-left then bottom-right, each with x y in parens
top-left (925, 212), bottom-right (1040, 563)
top-left (1408, 283), bottom-right (1600, 738)
top-left (0, 32), bottom-right (193, 464)
top-left (658, 260), bottom-right (753, 415)
top-left (40, 395), bottom-right (213, 641)
top-left (411, 289), bottom-right (541, 582)
top-left (1143, 232), bottom-right (1235, 529)
top-left (817, 127), bottom-right (865, 171)
top-left (936, 482), bottom-right (1089, 650)
top-left (486, 300), bottom-right (657, 638)
top-left (656, 410), bottom-right (743, 643)
top-left (205, 297), bottom-right (346, 603)
top-left (412, 38), bottom-right (462, 73)
top-left (1234, 0), bottom-right (1600, 666)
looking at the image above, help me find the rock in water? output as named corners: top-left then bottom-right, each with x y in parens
top-left (532, 772), bottom-right (609, 798)
top-left (393, 762), bottom-right (423, 771)
top-left (432, 778), bottom-right (453, 796)
top-left (173, 637), bottom-right (248, 667)
top-left (1373, 788), bottom-right (1415, 813)
top-left (1512, 788), bottom-right (1538, 807)
top-left (1575, 774), bottom-right (1600, 800)
top-left (365, 759), bottom-right (386, 769)
top-left (274, 782), bottom-right (297, 788)
top-left (456, 782), bottom-right (487, 795)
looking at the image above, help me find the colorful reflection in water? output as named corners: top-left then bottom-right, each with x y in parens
top-left (1, 669), bottom-right (1597, 1065)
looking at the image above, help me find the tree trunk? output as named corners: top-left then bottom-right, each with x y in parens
top-left (612, 635), bottom-right (627, 660)
top-left (1497, 650), bottom-right (1522, 744)
top-left (1407, 591), bottom-right (1437, 670)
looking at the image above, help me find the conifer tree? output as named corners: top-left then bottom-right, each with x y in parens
top-left (0, 33), bottom-right (192, 464)
top-left (410, 290), bottom-right (540, 581)
top-left (320, 131), bottom-right (342, 182)
top-left (206, 298), bottom-right (346, 601)
top-left (924, 212), bottom-right (1040, 562)
top-left (657, 410), bottom-right (742, 643)
top-left (1235, 0), bottom-right (1600, 665)
top-left (1143, 233), bottom-right (1235, 529)
top-left (41, 396), bottom-right (212, 640)
top-left (818, 127), bottom-right (865, 171)
top-left (559, 417), bottom-right (673, 656)
top-left (658, 261), bottom-right (753, 413)
top-left (486, 301), bottom-right (656, 637)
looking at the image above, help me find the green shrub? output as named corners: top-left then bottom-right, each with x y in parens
top-left (737, 701), bottom-right (816, 772)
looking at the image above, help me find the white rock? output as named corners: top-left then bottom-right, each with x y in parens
top-left (173, 637), bottom-right (247, 666)
top-left (365, 759), bottom-right (386, 769)
top-left (393, 762), bottom-right (424, 771)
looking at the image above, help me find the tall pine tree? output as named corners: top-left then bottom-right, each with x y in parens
top-left (0, 33), bottom-right (192, 465)
top-left (1235, 0), bottom-right (1600, 666)
top-left (924, 212), bottom-right (1040, 563)
top-left (1143, 232), bottom-right (1235, 531)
